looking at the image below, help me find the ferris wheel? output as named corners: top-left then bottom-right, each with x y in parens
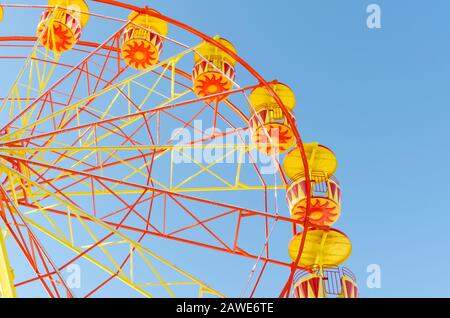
top-left (0, 0), bottom-right (358, 298)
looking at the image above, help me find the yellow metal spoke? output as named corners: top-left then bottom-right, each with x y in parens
top-left (0, 161), bottom-right (224, 298)
top-left (2, 46), bottom-right (199, 142)
top-left (173, 147), bottom-right (239, 190)
top-left (25, 218), bottom-right (154, 298)
top-left (0, 9), bottom-right (60, 122)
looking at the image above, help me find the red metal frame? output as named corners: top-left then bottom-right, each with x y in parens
top-left (0, 1), bottom-right (314, 297)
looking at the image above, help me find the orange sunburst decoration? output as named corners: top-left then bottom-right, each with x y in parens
top-left (37, 9), bottom-right (82, 54)
top-left (39, 23), bottom-right (75, 53)
top-left (292, 198), bottom-right (340, 228)
top-left (122, 40), bottom-right (158, 70)
top-left (251, 123), bottom-right (295, 154)
top-left (192, 38), bottom-right (237, 102)
top-left (194, 72), bottom-right (233, 102)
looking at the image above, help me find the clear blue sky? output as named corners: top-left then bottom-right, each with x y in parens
top-left (2, 0), bottom-right (450, 298)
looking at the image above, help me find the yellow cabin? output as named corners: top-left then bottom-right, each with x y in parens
top-left (192, 37), bottom-right (236, 102)
top-left (284, 143), bottom-right (337, 181)
top-left (37, 0), bottom-right (89, 54)
top-left (121, 10), bottom-right (168, 70)
top-left (248, 82), bottom-right (296, 154)
top-left (284, 143), bottom-right (341, 227)
top-left (288, 229), bottom-right (352, 268)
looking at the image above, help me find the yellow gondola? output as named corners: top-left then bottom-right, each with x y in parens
top-left (286, 177), bottom-right (341, 227)
top-left (284, 143), bottom-right (338, 181)
top-left (288, 229), bottom-right (352, 268)
top-left (248, 82), bottom-right (296, 154)
top-left (121, 10), bottom-right (168, 70)
top-left (37, 0), bottom-right (89, 54)
top-left (284, 143), bottom-right (341, 227)
top-left (193, 37), bottom-right (236, 102)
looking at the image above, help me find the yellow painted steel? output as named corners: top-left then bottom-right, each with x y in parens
top-left (0, 40), bottom-right (60, 123)
top-left (0, 4), bottom-right (345, 299)
top-left (0, 6), bottom-right (3, 22)
top-left (284, 143), bottom-right (338, 181)
top-left (1, 48), bottom-right (197, 142)
top-left (0, 227), bottom-right (16, 298)
top-left (0, 145), bottom-right (256, 153)
top-left (172, 147), bottom-right (238, 190)
top-left (288, 229), bottom-right (352, 268)
top-left (0, 144), bottom-right (280, 194)
top-left (0, 161), bottom-right (224, 298)
top-left (0, 46), bottom-right (270, 194)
